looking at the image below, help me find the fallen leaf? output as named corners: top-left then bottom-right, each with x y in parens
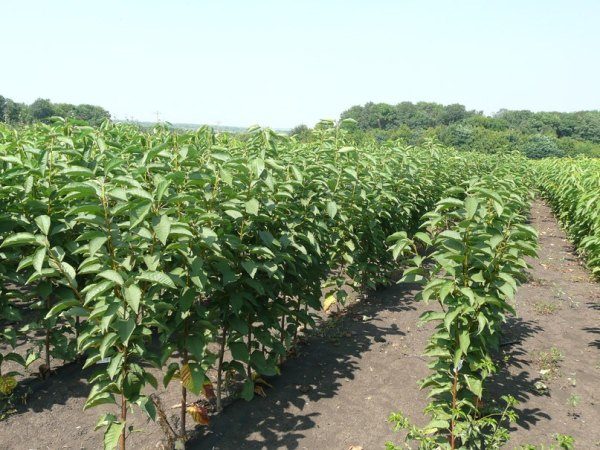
top-left (186, 404), bottom-right (210, 425)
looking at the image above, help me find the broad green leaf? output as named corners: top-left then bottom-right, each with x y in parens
top-left (153, 215), bottom-right (171, 245)
top-left (245, 198), bottom-right (260, 215)
top-left (103, 421), bottom-right (125, 450)
top-left (114, 318), bottom-right (136, 345)
top-left (1, 232), bottom-right (38, 248)
top-left (98, 270), bottom-right (124, 286)
top-left (326, 201), bottom-right (338, 219)
top-left (229, 342), bottom-right (250, 363)
top-left (138, 271), bottom-right (176, 289)
top-left (34, 215), bottom-right (51, 235)
top-left (124, 284), bottom-right (142, 314)
top-left (33, 246), bottom-right (46, 273)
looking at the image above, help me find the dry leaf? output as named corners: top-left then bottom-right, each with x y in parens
top-left (202, 380), bottom-right (216, 400)
top-left (323, 294), bottom-right (337, 312)
top-left (254, 385), bottom-right (267, 397)
top-left (186, 404), bottom-right (210, 425)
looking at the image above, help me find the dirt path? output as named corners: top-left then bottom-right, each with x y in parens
top-left (1, 199), bottom-right (599, 449)
top-left (496, 200), bottom-right (600, 447)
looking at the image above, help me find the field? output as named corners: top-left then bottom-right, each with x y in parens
top-left (0, 120), bottom-right (599, 449)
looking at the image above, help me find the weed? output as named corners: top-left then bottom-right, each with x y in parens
top-left (537, 347), bottom-right (563, 381)
top-left (533, 301), bottom-right (560, 315)
top-left (567, 393), bottom-right (581, 408)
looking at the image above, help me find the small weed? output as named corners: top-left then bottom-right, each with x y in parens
top-left (516, 433), bottom-right (575, 450)
top-left (552, 287), bottom-right (566, 300)
top-left (554, 434), bottom-right (575, 449)
top-left (568, 298), bottom-right (580, 309)
top-left (567, 393), bottom-right (581, 408)
top-left (533, 301), bottom-right (560, 315)
top-left (537, 347), bottom-right (563, 381)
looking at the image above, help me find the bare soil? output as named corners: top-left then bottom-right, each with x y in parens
top-left (1, 199), bottom-right (599, 450)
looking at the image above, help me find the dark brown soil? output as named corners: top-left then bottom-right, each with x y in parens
top-left (1, 199), bottom-right (599, 450)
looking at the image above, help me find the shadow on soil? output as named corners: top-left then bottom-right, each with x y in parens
top-left (186, 283), bottom-right (418, 450)
top-left (4, 359), bottom-right (90, 415)
top-left (582, 326), bottom-right (600, 349)
top-left (489, 316), bottom-right (551, 431)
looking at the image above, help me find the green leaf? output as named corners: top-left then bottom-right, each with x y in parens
top-left (464, 197), bottom-right (478, 220)
top-left (103, 421), bottom-right (125, 450)
top-left (459, 330), bottom-right (471, 355)
top-left (34, 215), bottom-right (51, 235)
top-left (326, 201), bottom-right (338, 219)
top-left (124, 284), bottom-right (142, 314)
top-left (138, 396), bottom-right (157, 421)
top-left (245, 198), bottom-right (260, 215)
top-left (444, 307), bottom-right (462, 331)
top-left (130, 201), bottom-right (152, 229)
top-left (153, 215), bottom-right (171, 245)
top-left (413, 232), bottom-right (432, 246)
top-left (33, 246), bottom-right (46, 273)
top-left (138, 271), bottom-right (176, 289)
top-left (1, 232), bottom-right (38, 248)
top-left (89, 236), bottom-right (108, 256)
top-left (84, 280), bottom-right (115, 304)
top-left (251, 351), bottom-right (277, 376)
top-left (98, 270), bottom-right (124, 286)
top-left (465, 375), bottom-right (483, 398)
top-left (224, 209), bottom-right (243, 219)
top-left (100, 333), bottom-right (118, 359)
top-left (241, 378), bottom-right (254, 401)
top-left (45, 299), bottom-right (80, 319)
top-left (229, 342), bottom-right (250, 363)
top-left (241, 261), bottom-right (259, 278)
top-left (114, 318), bottom-right (136, 345)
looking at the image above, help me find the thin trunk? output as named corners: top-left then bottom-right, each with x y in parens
top-left (292, 298), bottom-right (301, 343)
top-left (180, 317), bottom-right (189, 439)
top-left (216, 325), bottom-right (228, 412)
top-left (44, 330), bottom-right (51, 369)
top-left (449, 368), bottom-right (458, 450)
top-left (119, 394), bottom-right (127, 450)
top-left (246, 316), bottom-right (252, 379)
top-left (119, 346), bottom-right (128, 450)
top-left (279, 314), bottom-right (286, 365)
top-left (180, 382), bottom-right (187, 438)
top-left (45, 295), bottom-right (51, 371)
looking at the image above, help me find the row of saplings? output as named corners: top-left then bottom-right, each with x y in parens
top-left (386, 171), bottom-right (574, 449)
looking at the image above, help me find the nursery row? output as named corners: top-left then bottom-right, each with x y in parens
top-left (387, 165), bottom-right (538, 449)
top-left (534, 158), bottom-right (600, 277)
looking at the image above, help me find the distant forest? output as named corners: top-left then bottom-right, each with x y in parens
top-left (3, 94), bottom-right (599, 158)
top-left (292, 102), bottom-right (600, 158)
top-left (0, 95), bottom-right (110, 127)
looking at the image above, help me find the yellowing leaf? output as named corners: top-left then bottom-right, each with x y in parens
top-left (186, 404), bottom-right (210, 425)
top-left (323, 294), bottom-right (337, 312)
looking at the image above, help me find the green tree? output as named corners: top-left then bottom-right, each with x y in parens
top-left (29, 98), bottom-right (55, 122)
top-left (3, 99), bottom-right (26, 124)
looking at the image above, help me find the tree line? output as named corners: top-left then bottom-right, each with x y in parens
top-left (292, 102), bottom-right (600, 158)
top-left (0, 95), bottom-right (110, 127)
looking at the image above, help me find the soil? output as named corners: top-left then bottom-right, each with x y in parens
top-left (1, 199), bottom-right (599, 450)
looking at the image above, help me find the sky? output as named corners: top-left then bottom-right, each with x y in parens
top-left (2, 0), bottom-right (599, 128)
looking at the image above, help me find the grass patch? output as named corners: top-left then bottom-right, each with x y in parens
top-left (533, 301), bottom-right (561, 315)
top-left (537, 347), bottom-right (563, 381)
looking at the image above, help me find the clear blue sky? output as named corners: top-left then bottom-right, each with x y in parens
top-left (2, 0), bottom-right (599, 128)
